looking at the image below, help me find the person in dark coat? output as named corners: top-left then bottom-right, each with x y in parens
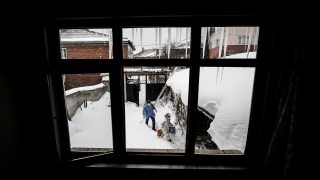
top-left (142, 100), bottom-right (157, 131)
top-left (133, 80), bottom-right (140, 107)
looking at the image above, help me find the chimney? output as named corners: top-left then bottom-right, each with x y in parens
top-left (142, 47), bottom-right (144, 51)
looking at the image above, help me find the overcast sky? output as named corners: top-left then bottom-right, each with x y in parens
top-left (91, 28), bottom-right (190, 54)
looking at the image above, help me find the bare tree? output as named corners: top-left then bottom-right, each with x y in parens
top-left (158, 40), bottom-right (190, 59)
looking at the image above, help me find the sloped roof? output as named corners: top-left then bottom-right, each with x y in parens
top-left (60, 29), bottom-right (109, 41)
top-left (134, 49), bottom-right (157, 58)
top-left (60, 29), bottom-right (135, 50)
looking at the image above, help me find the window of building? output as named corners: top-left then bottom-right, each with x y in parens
top-left (238, 36), bottom-right (249, 45)
top-left (45, 15), bottom-right (272, 166)
top-left (61, 48), bottom-right (67, 59)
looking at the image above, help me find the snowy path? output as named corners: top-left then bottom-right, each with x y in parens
top-left (125, 102), bottom-right (175, 149)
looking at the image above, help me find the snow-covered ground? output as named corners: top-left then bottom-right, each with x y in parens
top-left (222, 51), bottom-right (256, 59)
top-left (68, 91), bottom-right (182, 149)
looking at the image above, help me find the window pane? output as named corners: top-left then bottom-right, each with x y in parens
top-left (122, 28), bottom-right (191, 59)
top-left (195, 67), bottom-right (255, 155)
top-left (59, 29), bottom-right (112, 59)
top-left (201, 27), bottom-right (259, 59)
top-left (63, 73), bottom-right (113, 151)
top-left (238, 37), bottom-right (242, 45)
top-left (124, 66), bottom-right (189, 153)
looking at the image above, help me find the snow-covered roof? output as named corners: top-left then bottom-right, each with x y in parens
top-left (60, 29), bottom-right (130, 42)
top-left (100, 73), bottom-right (109, 81)
top-left (124, 67), bottom-right (171, 73)
top-left (134, 49), bottom-right (157, 58)
top-left (102, 76), bottom-right (109, 81)
top-left (60, 29), bottom-right (108, 42)
top-left (177, 41), bottom-right (191, 48)
top-left (100, 73), bottom-right (109, 76)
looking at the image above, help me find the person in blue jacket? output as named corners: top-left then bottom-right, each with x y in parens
top-left (143, 100), bottom-right (157, 131)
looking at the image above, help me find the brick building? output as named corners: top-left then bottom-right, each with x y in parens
top-left (60, 29), bottom-right (135, 90)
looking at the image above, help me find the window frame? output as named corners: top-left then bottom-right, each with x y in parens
top-left (60, 48), bottom-right (67, 59)
top-left (238, 36), bottom-right (250, 45)
top-left (44, 15), bottom-right (274, 167)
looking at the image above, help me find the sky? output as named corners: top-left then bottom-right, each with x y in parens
top-left (67, 51), bottom-right (256, 153)
top-left (91, 28), bottom-right (190, 55)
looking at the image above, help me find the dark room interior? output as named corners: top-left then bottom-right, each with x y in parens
top-left (1, 4), bottom-right (314, 179)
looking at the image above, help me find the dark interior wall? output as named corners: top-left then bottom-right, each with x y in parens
top-left (1, 20), bottom-right (59, 178)
top-left (1, 3), bottom-right (311, 178)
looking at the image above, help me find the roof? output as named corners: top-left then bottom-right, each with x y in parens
top-left (60, 29), bottom-right (109, 41)
top-left (124, 67), bottom-right (171, 75)
top-left (177, 41), bottom-right (191, 48)
top-left (134, 49), bottom-right (157, 58)
top-left (60, 29), bottom-right (135, 50)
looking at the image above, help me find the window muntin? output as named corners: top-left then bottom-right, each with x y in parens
top-left (59, 29), bottom-right (112, 59)
top-left (124, 66), bottom-right (189, 153)
top-left (201, 27), bottom-right (259, 59)
top-left (63, 73), bottom-right (113, 151)
top-left (122, 28), bottom-right (191, 59)
top-left (195, 67), bottom-right (255, 154)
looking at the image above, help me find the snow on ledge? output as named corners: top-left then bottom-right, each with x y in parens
top-left (124, 68), bottom-right (170, 72)
top-left (65, 83), bottom-right (105, 96)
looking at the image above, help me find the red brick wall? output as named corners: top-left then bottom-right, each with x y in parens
top-left (209, 45), bottom-right (258, 59)
top-left (64, 73), bottom-right (102, 91)
top-left (62, 44), bottom-right (130, 91)
top-left (123, 45), bottom-right (128, 59)
top-left (64, 45), bottom-right (129, 59)
top-left (65, 46), bottom-right (110, 59)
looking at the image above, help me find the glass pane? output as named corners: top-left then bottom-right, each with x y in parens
top-left (63, 73), bottom-right (113, 151)
top-left (124, 66), bottom-right (189, 153)
top-left (59, 29), bottom-right (112, 59)
top-left (238, 37), bottom-right (242, 45)
top-left (195, 67), bottom-right (255, 155)
top-left (201, 27), bottom-right (259, 59)
top-left (123, 28), bottom-right (191, 59)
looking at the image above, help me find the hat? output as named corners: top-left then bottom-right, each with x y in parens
top-left (165, 113), bottom-right (171, 119)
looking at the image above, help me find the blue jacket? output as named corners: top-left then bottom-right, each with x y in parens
top-left (142, 104), bottom-right (157, 119)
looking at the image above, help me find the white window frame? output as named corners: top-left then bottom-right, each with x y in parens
top-left (61, 48), bottom-right (67, 59)
top-left (237, 36), bottom-right (249, 45)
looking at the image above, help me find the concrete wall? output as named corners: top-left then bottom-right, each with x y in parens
top-left (65, 85), bottom-right (108, 120)
top-left (101, 81), bottom-right (110, 92)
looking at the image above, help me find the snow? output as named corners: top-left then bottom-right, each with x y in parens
top-left (102, 76), bottom-right (109, 81)
top-left (67, 58), bottom-right (256, 152)
top-left (166, 69), bottom-right (190, 106)
top-left (124, 68), bottom-right (169, 73)
top-left (67, 89), bottom-right (180, 149)
top-left (65, 83), bottom-right (105, 96)
top-left (61, 38), bottom-right (109, 42)
top-left (68, 91), bottom-right (113, 148)
top-left (222, 51), bottom-right (257, 59)
top-left (61, 37), bottom-right (128, 42)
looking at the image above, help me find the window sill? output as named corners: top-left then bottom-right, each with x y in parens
top-left (86, 163), bottom-right (253, 170)
top-left (71, 148), bottom-right (242, 154)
